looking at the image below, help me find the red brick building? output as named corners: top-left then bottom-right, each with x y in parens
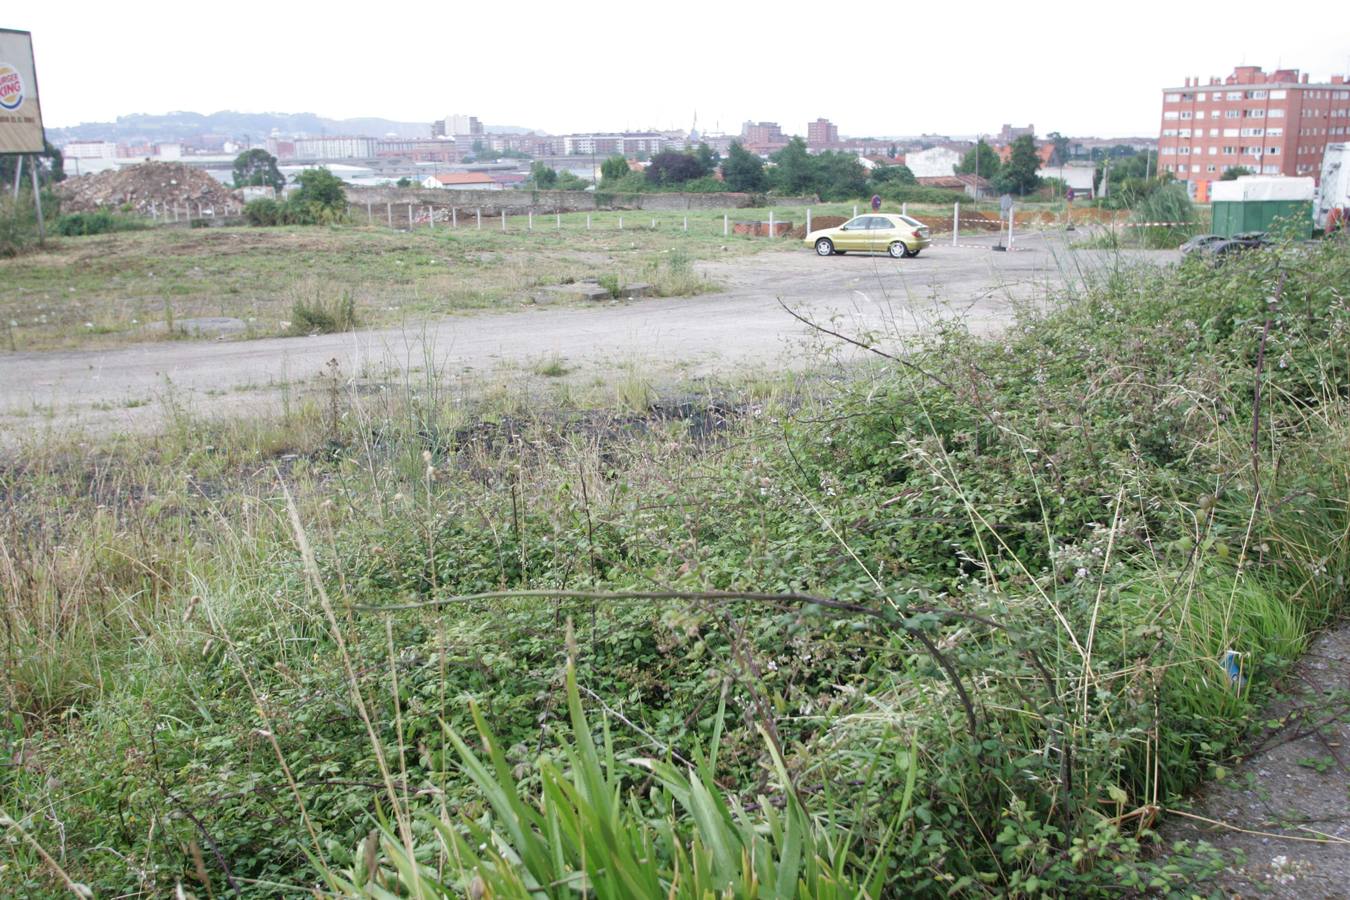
top-left (1158, 65), bottom-right (1350, 202)
top-left (806, 117), bottom-right (839, 150)
top-left (741, 121), bottom-right (788, 155)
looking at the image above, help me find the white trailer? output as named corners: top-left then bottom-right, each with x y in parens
top-left (1315, 143), bottom-right (1349, 231)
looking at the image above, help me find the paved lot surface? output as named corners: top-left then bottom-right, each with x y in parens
top-left (1164, 626), bottom-right (1350, 898)
top-left (0, 232), bottom-right (1167, 438)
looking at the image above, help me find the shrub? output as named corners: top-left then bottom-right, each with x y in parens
top-left (244, 197), bottom-right (284, 226)
top-left (54, 210), bottom-right (147, 237)
top-left (288, 290), bottom-right (357, 334)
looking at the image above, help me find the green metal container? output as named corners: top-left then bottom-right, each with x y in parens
top-left (1211, 200), bottom-right (1313, 238)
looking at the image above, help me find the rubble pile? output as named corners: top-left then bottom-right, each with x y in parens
top-left (55, 162), bottom-right (241, 215)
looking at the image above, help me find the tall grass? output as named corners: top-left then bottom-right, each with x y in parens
top-left (2, 238), bottom-right (1347, 895)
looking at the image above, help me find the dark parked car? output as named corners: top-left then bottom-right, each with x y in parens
top-left (1180, 234), bottom-right (1226, 256)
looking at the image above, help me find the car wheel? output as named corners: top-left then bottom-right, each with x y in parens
top-left (888, 241), bottom-right (906, 258)
top-left (815, 238), bottom-right (835, 256)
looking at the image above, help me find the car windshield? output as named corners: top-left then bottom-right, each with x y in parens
top-left (897, 215), bottom-right (921, 227)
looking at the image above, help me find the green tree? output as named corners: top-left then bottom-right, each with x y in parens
top-left (770, 137), bottom-right (816, 196)
top-left (869, 163), bottom-right (916, 187)
top-left (645, 151), bottom-right (706, 186)
top-left (693, 142), bottom-right (719, 175)
top-left (395, 177), bottom-right (412, 188)
top-left (1047, 132), bottom-right (1071, 167)
top-left (955, 139), bottom-right (1000, 180)
top-left (555, 171), bottom-right (591, 191)
top-left (812, 151), bottom-right (868, 201)
top-left (292, 167), bottom-right (346, 210)
top-left (1221, 166), bottom-right (1253, 181)
top-left (994, 134), bottom-right (1042, 196)
top-left (529, 161), bottom-right (559, 189)
top-left (232, 149), bottom-right (285, 193)
top-left (722, 141), bottom-right (767, 192)
top-left (600, 155), bottom-right (630, 183)
top-left (1, 140), bottom-right (64, 188)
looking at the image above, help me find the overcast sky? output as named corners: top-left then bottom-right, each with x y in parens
top-left (14, 0), bottom-right (1349, 139)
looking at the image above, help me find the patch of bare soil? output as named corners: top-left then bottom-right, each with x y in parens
top-left (1164, 626), bottom-right (1350, 897)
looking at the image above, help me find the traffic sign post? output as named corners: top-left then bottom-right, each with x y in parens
top-left (994, 194), bottom-right (1012, 251)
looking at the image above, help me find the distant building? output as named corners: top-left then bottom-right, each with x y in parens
top-left (741, 121), bottom-right (789, 154)
top-left (998, 124), bottom-right (1035, 142)
top-left (444, 114), bottom-right (483, 138)
top-left (292, 136), bottom-right (377, 160)
top-left (421, 172), bottom-right (501, 190)
top-left (63, 140), bottom-right (118, 160)
top-left (1158, 65), bottom-right (1350, 201)
top-left (917, 174), bottom-right (993, 199)
top-left (376, 139), bottom-right (462, 163)
top-left (265, 137), bottom-right (296, 159)
top-left (904, 146), bottom-right (964, 178)
top-left (562, 132), bottom-right (673, 156)
top-left (806, 118), bottom-right (839, 150)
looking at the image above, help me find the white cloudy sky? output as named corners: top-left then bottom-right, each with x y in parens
top-left (14, 0), bottom-right (1348, 138)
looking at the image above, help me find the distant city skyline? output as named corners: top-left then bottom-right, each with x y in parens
top-left (12, 0), bottom-right (1347, 139)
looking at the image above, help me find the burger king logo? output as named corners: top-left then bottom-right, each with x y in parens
top-left (0, 63), bottom-right (24, 111)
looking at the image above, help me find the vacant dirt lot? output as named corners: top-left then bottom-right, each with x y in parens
top-left (0, 231), bottom-right (1170, 439)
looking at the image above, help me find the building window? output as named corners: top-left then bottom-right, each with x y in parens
top-left (1180, 111), bottom-right (1192, 119)
top-left (1179, 129), bottom-right (1192, 137)
top-left (1164, 111), bottom-right (1179, 120)
top-left (1271, 90), bottom-right (1286, 100)
top-left (1267, 147), bottom-right (1279, 154)
top-left (1269, 108), bottom-right (1284, 118)
top-left (1226, 91), bottom-right (1242, 100)
top-left (1209, 146), bottom-right (1218, 155)
top-left (1223, 146), bottom-right (1236, 154)
top-left (1267, 128), bottom-right (1283, 137)
top-left (1248, 90), bottom-right (1267, 100)
top-left (1225, 110), bottom-right (1240, 119)
top-left (1261, 164), bottom-right (1279, 173)
top-left (1207, 164), bottom-right (1217, 172)
top-left (1196, 111), bottom-right (1206, 119)
top-left (1245, 109), bottom-right (1264, 118)
top-left (1165, 93), bottom-right (1181, 102)
top-left (1162, 129), bottom-right (1178, 137)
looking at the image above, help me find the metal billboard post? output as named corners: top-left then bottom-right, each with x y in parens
top-left (28, 155), bottom-right (44, 240)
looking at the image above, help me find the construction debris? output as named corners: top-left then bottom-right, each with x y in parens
top-left (54, 162), bottom-right (242, 216)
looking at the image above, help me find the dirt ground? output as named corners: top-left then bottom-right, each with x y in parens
top-left (0, 231), bottom-right (1166, 440)
top-left (1163, 626), bottom-right (1350, 898)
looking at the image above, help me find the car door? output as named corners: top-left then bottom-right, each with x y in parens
top-left (837, 216), bottom-right (870, 251)
top-left (869, 215), bottom-right (899, 253)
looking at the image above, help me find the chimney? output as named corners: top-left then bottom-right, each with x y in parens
top-left (1302, 74), bottom-right (1309, 83)
top-left (1333, 75), bottom-right (1345, 85)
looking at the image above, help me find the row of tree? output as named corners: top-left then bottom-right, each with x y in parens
top-left (954, 134), bottom-right (1043, 196)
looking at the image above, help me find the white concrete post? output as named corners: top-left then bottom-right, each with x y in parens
top-left (501, 210), bottom-right (506, 231)
top-left (619, 216), bottom-right (623, 230)
top-left (1007, 205), bottom-right (1014, 248)
top-left (428, 206), bottom-right (434, 229)
top-left (806, 208), bottom-right (811, 233)
top-left (953, 202), bottom-right (960, 246)
top-left (408, 204), bottom-right (413, 228)
top-left (476, 208), bottom-right (481, 230)
top-left (387, 203), bottom-right (392, 227)
top-left (852, 204), bottom-right (858, 218)
top-left (452, 207), bottom-right (457, 228)
top-left (587, 214), bottom-right (591, 230)
top-left (556, 212), bottom-right (561, 230)
top-left (366, 201), bottom-right (372, 224)
top-left (723, 212), bottom-right (728, 236)
top-left (902, 202), bottom-right (907, 216)
top-left (683, 216), bottom-right (688, 232)
top-left (528, 210), bottom-right (533, 231)
top-left (768, 210), bottom-right (775, 238)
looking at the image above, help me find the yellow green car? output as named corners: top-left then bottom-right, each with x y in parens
top-left (804, 213), bottom-right (932, 258)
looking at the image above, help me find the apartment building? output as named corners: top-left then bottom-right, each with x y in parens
top-left (1158, 65), bottom-right (1350, 201)
top-left (806, 118), bottom-right (839, 150)
top-left (561, 132), bottom-right (672, 156)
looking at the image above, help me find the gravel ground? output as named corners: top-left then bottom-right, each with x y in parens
top-left (1163, 626), bottom-right (1350, 897)
top-left (0, 231), bottom-right (1167, 441)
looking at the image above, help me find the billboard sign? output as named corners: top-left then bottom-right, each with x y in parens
top-left (0, 29), bottom-right (44, 153)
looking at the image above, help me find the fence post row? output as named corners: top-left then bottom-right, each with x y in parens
top-left (952, 201), bottom-right (959, 246)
